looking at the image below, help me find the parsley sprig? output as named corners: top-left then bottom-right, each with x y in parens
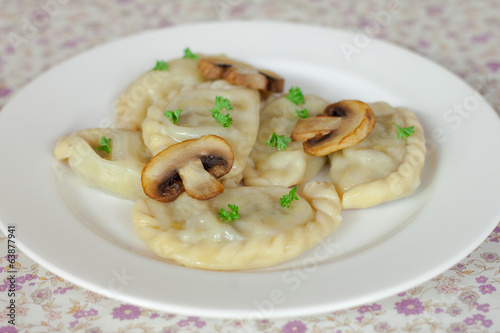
top-left (266, 132), bottom-right (292, 151)
top-left (164, 109), bottom-right (182, 124)
top-left (393, 123), bottom-right (415, 139)
top-left (152, 60), bottom-right (169, 71)
top-left (218, 204), bottom-right (240, 222)
top-left (279, 187), bottom-right (299, 208)
top-left (183, 48), bottom-right (199, 59)
top-left (210, 96), bottom-right (233, 127)
top-left (96, 136), bottom-right (111, 154)
top-left (295, 108), bottom-right (308, 119)
top-left (286, 86), bottom-right (305, 105)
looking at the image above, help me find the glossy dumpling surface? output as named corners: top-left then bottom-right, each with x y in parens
top-left (329, 102), bottom-right (426, 209)
top-left (142, 80), bottom-right (260, 187)
top-left (132, 181), bottom-right (341, 270)
top-left (54, 128), bottom-right (151, 200)
top-left (243, 95), bottom-right (328, 187)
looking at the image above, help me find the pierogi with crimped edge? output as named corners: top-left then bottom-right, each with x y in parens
top-left (243, 95), bottom-right (328, 187)
top-left (142, 80), bottom-right (260, 187)
top-left (329, 102), bottom-right (426, 209)
top-left (52, 51), bottom-right (429, 272)
top-left (132, 181), bottom-right (342, 270)
top-left (115, 58), bottom-right (207, 131)
top-left (54, 128), bottom-right (151, 200)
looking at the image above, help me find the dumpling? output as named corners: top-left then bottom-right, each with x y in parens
top-left (142, 80), bottom-right (260, 187)
top-left (54, 128), bottom-right (151, 200)
top-left (329, 102), bottom-right (426, 209)
top-left (115, 58), bottom-right (207, 130)
top-left (132, 181), bottom-right (341, 270)
top-left (243, 95), bottom-right (328, 187)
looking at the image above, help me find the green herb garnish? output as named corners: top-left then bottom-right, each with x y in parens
top-left (183, 48), bottom-right (199, 59)
top-left (265, 132), bottom-right (292, 151)
top-left (210, 96), bottom-right (233, 127)
top-left (393, 123), bottom-right (415, 139)
top-left (96, 136), bottom-right (111, 154)
top-left (152, 60), bottom-right (169, 71)
top-left (279, 187), bottom-right (299, 208)
top-left (213, 95), bottom-right (233, 110)
top-left (218, 204), bottom-right (240, 222)
top-left (296, 108), bottom-right (308, 119)
top-left (286, 86), bottom-right (305, 105)
top-left (164, 109), bottom-right (182, 124)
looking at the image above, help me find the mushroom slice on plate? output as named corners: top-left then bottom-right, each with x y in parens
top-left (198, 56), bottom-right (284, 93)
top-left (291, 100), bottom-right (376, 156)
top-left (141, 135), bottom-right (234, 202)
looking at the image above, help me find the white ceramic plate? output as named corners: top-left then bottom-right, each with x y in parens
top-left (1, 21), bottom-right (500, 319)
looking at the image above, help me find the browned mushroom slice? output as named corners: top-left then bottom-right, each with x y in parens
top-left (291, 100), bottom-right (375, 156)
top-left (290, 115), bottom-right (341, 142)
top-left (198, 56), bottom-right (252, 79)
top-left (198, 56), bottom-right (284, 93)
top-left (141, 135), bottom-right (234, 202)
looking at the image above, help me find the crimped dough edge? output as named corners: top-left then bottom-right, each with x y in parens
top-left (333, 102), bottom-right (426, 209)
top-left (132, 181), bottom-right (342, 270)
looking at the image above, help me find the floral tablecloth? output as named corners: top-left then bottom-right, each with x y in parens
top-left (1, 0), bottom-right (500, 332)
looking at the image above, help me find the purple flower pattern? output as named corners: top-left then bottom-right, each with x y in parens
top-left (480, 252), bottom-right (499, 262)
top-left (478, 284), bottom-right (496, 295)
top-left (475, 276), bottom-right (488, 283)
top-left (282, 320), bottom-right (307, 333)
top-left (474, 302), bottom-right (490, 313)
top-left (463, 314), bottom-right (493, 328)
top-left (0, 87), bottom-right (11, 98)
top-left (395, 298), bottom-right (425, 316)
top-left (177, 316), bottom-right (206, 328)
top-left (357, 303), bottom-right (381, 314)
top-left (0, 327), bottom-right (18, 333)
top-left (111, 304), bottom-right (141, 320)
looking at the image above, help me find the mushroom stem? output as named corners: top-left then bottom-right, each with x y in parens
top-left (141, 135), bottom-right (234, 202)
top-left (178, 158), bottom-right (224, 200)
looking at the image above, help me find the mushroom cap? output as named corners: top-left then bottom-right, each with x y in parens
top-left (141, 135), bottom-right (234, 202)
top-left (291, 100), bottom-right (376, 156)
top-left (198, 56), bottom-right (284, 93)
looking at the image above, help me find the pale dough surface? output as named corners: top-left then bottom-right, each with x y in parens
top-left (115, 58), bottom-right (207, 130)
top-left (132, 181), bottom-right (342, 270)
top-left (329, 102), bottom-right (426, 209)
top-left (142, 80), bottom-right (260, 187)
top-left (243, 95), bottom-right (328, 187)
top-left (54, 128), bottom-right (151, 200)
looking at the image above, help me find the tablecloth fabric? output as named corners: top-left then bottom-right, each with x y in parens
top-left (1, 0), bottom-right (500, 332)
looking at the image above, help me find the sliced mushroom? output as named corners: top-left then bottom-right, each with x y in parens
top-left (141, 135), bottom-right (234, 202)
top-left (198, 56), bottom-right (284, 93)
top-left (291, 100), bottom-right (375, 156)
